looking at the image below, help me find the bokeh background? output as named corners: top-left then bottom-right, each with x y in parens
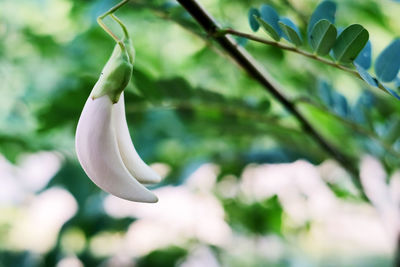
top-left (1, 0), bottom-right (400, 266)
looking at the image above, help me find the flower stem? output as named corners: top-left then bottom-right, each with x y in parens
top-left (97, 0), bottom-right (131, 49)
top-left (110, 14), bottom-right (130, 39)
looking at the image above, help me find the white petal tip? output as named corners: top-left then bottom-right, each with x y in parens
top-left (121, 193), bottom-right (158, 203)
top-left (142, 173), bottom-right (162, 184)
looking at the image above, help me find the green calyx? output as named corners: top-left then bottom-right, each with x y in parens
top-left (91, 40), bottom-right (134, 103)
top-left (123, 37), bottom-right (135, 65)
top-left (93, 2), bottom-right (135, 104)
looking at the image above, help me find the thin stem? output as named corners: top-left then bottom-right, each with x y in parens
top-left (98, 0), bottom-right (130, 20)
top-left (97, 0), bottom-right (130, 48)
top-left (219, 28), bottom-right (388, 94)
top-left (97, 17), bottom-right (121, 44)
top-left (110, 13), bottom-right (130, 39)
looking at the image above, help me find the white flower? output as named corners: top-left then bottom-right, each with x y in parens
top-left (75, 42), bottom-right (160, 203)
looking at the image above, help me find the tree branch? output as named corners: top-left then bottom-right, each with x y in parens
top-left (176, 0), bottom-right (364, 192)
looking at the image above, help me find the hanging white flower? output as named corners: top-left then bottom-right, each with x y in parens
top-left (75, 38), bottom-right (160, 203)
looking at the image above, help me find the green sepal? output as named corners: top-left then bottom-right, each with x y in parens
top-left (123, 37), bottom-right (135, 65)
top-left (91, 42), bottom-right (133, 103)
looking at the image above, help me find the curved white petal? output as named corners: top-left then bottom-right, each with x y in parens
top-left (113, 93), bottom-right (161, 184)
top-left (75, 95), bottom-right (158, 203)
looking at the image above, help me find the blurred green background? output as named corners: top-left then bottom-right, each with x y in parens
top-left (1, 0), bottom-right (400, 266)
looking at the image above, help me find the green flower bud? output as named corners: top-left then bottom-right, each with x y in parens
top-left (91, 41), bottom-right (133, 103)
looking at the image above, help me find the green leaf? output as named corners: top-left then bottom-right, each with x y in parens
top-left (318, 80), bottom-right (349, 117)
top-left (383, 85), bottom-right (400, 100)
top-left (318, 80), bottom-right (334, 107)
top-left (255, 17), bottom-right (280, 41)
top-left (310, 19), bottom-right (337, 55)
top-left (332, 24), bottom-right (369, 63)
top-left (354, 63), bottom-right (378, 87)
top-left (352, 92), bottom-right (373, 124)
top-left (384, 119), bottom-right (400, 145)
top-left (248, 8), bottom-right (260, 32)
top-left (354, 40), bottom-right (372, 69)
top-left (279, 18), bottom-right (302, 46)
top-left (307, 1), bottom-right (336, 43)
top-left (375, 39), bottom-right (400, 82)
top-left (256, 4), bottom-right (282, 41)
top-left (332, 91), bottom-right (349, 117)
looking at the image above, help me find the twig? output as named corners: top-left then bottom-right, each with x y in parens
top-left (219, 28), bottom-right (388, 94)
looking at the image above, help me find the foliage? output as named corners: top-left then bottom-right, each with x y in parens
top-left (248, 1), bottom-right (400, 99)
